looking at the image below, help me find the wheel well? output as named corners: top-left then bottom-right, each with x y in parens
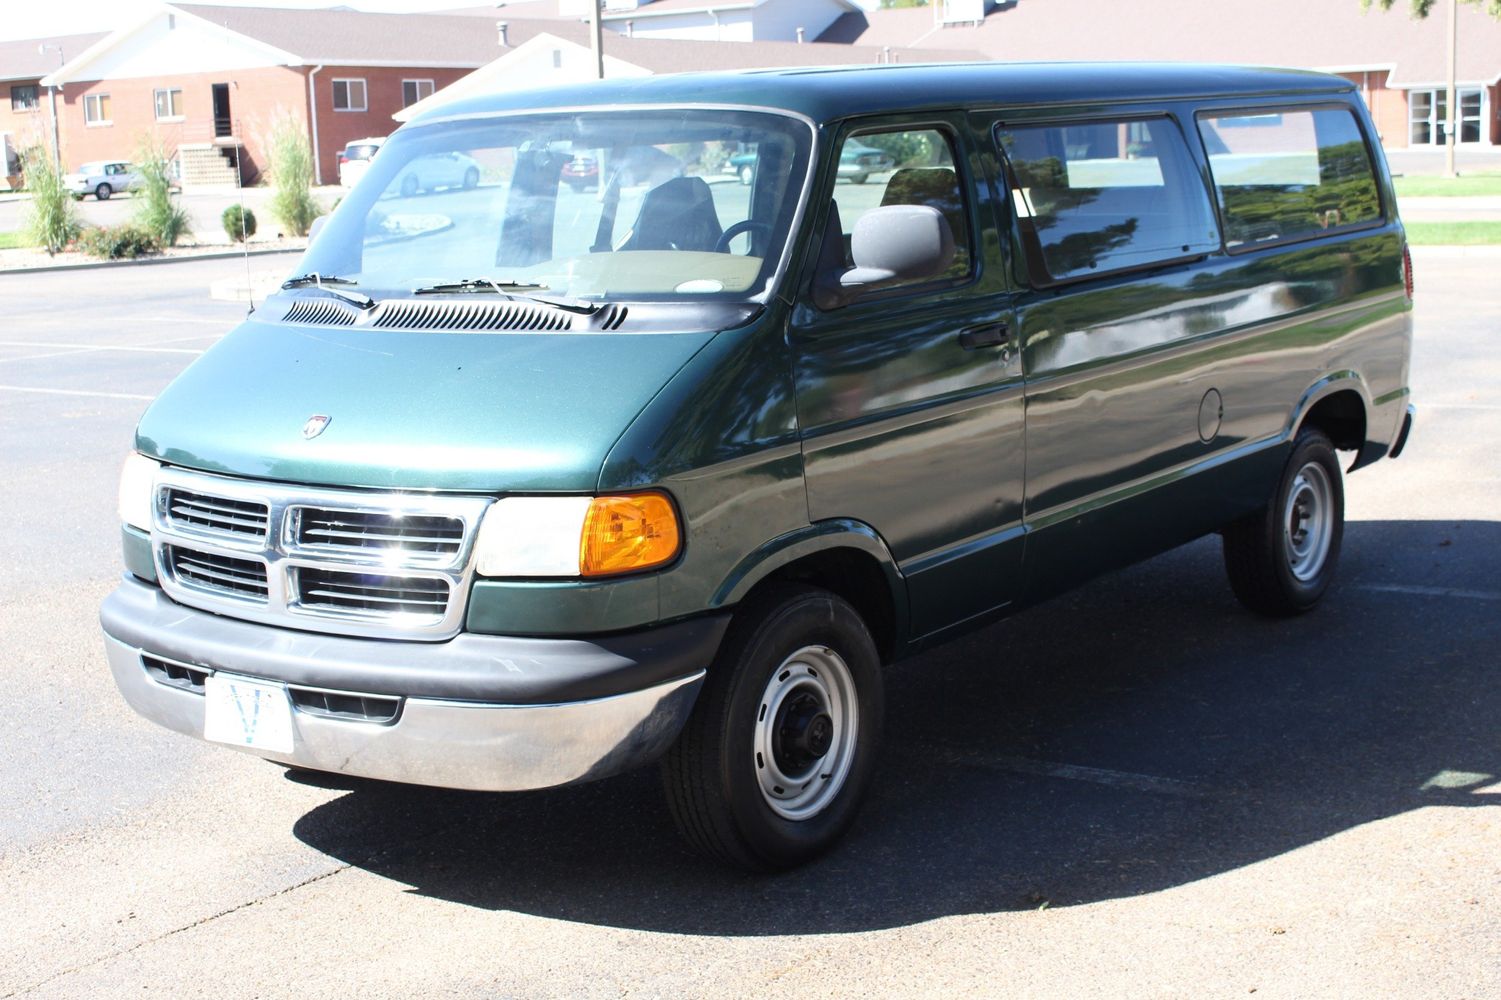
top-left (1300, 389), bottom-right (1366, 452)
top-left (748, 547), bottom-right (899, 663)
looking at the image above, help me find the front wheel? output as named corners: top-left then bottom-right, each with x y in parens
top-left (662, 585), bottom-right (883, 871)
top-left (1223, 428), bottom-right (1344, 616)
top-left (95, 183), bottom-right (112, 200)
top-left (462, 166), bottom-right (479, 190)
top-left (738, 164), bottom-right (753, 186)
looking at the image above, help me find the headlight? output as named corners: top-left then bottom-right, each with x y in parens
top-left (474, 493), bottom-right (681, 578)
top-left (118, 453), bottom-right (159, 531)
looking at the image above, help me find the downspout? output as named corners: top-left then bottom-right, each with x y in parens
top-left (307, 64), bottom-right (324, 186)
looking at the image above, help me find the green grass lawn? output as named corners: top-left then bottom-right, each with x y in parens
top-left (1393, 173), bottom-right (1501, 198)
top-left (1404, 221), bottom-right (1501, 245)
top-left (0, 231), bottom-right (31, 250)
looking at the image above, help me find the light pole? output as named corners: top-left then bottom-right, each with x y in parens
top-left (1444, 0), bottom-right (1457, 177)
top-left (590, 0), bottom-right (604, 80)
top-left (37, 43), bottom-right (64, 171)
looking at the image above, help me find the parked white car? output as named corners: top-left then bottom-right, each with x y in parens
top-left (65, 161), bottom-right (139, 200)
top-left (337, 137), bottom-right (385, 188)
top-left (393, 151), bottom-right (483, 197)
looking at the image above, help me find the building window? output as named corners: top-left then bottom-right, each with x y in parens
top-left (401, 79), bottom-right (434, 108)
top-left (10, 84), bottom-right (39, 112)
top-left (153, 87), bottom-right (184, 120)
top-left (1409, 88), bottom-right (1484, 146)
top-left (84, 93), bottom-right (111, 125)
top-left (331, 78), bottom-right (367, 112)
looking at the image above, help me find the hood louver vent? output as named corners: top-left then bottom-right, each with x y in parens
top-left (596, 304), bottom-right (629, 331)
top-left (372, 301), bottom-right (573, 332)
top-left (281, 299), bottom-right (359, 327)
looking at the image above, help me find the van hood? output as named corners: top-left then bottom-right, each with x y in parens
top-left (135, 316), bottom-right (715, 492)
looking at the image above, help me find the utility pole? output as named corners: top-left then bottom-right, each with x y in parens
top-left (590, 0), bottom-right (604, 80)
top-left (1444, 0), bottom-right (1457, 177)
top-left (37, 43), bottom-right (63, 171)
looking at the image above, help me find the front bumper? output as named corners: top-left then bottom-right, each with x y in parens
top-left (101, 576), bottom-right (726, 791)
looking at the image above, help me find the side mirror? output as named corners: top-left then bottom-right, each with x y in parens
top-left (813, 204), bottom-right (955, 310)
top-left (308, 214), bottom-right (330, 243)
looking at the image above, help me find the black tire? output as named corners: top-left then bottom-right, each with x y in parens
top-left (95, 183), bottom-right (112, 200)
top-left (850, 173), bottom-right (868, 185)
top-left (739, 164), bottom-right (754, 186)
top-left (1223, 428), bottom-right (1344, 617)
top-left (400, 174), bottom-right (419, 198)
top-left (462, 166), bottom-right (479, 190)
top-left (662, 584), bottom-right (884, 872)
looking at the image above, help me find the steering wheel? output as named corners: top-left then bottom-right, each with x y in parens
top-left (715, 220), bottom-right (771, 254)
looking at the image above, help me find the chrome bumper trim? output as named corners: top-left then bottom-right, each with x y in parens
top-left (104, 634), bottom-right (704, 792)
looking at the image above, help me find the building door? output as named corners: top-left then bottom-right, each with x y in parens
top-left (1409, 88), bottom-right (1485, 145)
top-left (212, 83), bottom-right (232, 138)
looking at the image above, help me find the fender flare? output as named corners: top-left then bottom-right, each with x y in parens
top-left (709, 518), bottom-right (910, 642)
top-left (1286, 369), bottom-right (1378, 468)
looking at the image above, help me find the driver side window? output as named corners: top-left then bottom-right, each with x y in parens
top-left (832, 127), bottom-right (973, 285)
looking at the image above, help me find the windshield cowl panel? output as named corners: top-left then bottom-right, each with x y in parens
top-left (267, 290), bottom-right (761, 336)
top-left (295, 109), bottom-right (813, 309)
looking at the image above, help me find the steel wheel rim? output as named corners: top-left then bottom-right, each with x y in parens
top-left (1283, 461), bottom-right (1334, 582)
top-left (753, 644), bottom-right (859, 821)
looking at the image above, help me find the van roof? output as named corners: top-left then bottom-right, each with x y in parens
top-left (408, 61), bottom-right (1353, 129)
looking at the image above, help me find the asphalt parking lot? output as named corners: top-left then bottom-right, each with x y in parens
top-left (0, 251), bottom-right (1497, 998)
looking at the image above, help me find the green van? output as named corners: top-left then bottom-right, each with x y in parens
top-left (102, 63), bottom-right (1414, 871)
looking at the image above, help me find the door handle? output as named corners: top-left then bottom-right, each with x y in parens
top-left (959, 323), bottom-right (1011, 350)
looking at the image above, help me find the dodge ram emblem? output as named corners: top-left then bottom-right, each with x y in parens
top-left (302, 414), bottom-right (331, 439)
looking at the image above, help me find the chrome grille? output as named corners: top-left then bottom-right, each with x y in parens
top-left (163, 487), bottom-right (269, 539)
top-left (149, 467), bottom-right (491, 640)
top-left (293, 508), bottom-right (464, 557)
top-left (165, 545), bottom-right (269, 602)
top-left (296, 567), bottom-right (449, 621)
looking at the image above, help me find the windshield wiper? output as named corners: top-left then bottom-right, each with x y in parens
top-left (411, 278), bottom-right (598, 315)
top-left (281, 273), bottom-right (375, 309)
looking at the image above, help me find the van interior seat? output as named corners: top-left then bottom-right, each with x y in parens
top-left (880, 168), bottom-right (966, 243)
top-left (620, 176), bottom-right (723, 252)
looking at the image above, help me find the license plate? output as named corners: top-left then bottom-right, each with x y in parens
top-left (204, 673), bottom-right (295, 754)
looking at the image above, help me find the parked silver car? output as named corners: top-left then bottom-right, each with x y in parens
top-left (65, 161), bottom-right (139, 200)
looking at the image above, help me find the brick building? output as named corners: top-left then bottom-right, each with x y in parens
top-left (820, 0), bottom-right (1501, 152)
top-left (27, 4), bottom-right (509, 185)
top-left (1, 32), bottom-right (106, 184)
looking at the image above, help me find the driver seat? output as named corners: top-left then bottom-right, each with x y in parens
top-left (619, 176), bottom-right (723, 252)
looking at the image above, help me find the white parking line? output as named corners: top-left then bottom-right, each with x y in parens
top-left (0, 341), bottom-right (204, 354)
top-left (1360, 583), bottom-right (1501, 602)
top-left (0, 384), bottom-right (153, 401)
top-left (915, 743), bottom-right (1216, 798)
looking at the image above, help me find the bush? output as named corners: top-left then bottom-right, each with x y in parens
top-left (267, 114), bottom-right (320, 236)
top-left (20, 145), bottom-right (80, 256)
top-left (221, 204), bottom-right (257, 242)
top-left (133, 139), bottom-right (191, 247)
top-left (78, 224), bottom-right (161, 260)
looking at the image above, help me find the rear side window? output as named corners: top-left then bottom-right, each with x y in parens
top-left (1197, 108), bottom-right (1382, 248)
top-left (996, 117), bottom-right (1219, 284)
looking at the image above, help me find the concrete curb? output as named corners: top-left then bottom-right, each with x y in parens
top-left (0, 245), bottom-right (303, 276)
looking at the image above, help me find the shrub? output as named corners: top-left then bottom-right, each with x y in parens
top-left (78, 224), bottom-right (161, 260)
top-left (20, 144), bottom-right (80, 256)
top-left (133, 139), bottom-right (191, 247)
top-left (267, 114), bottom-right (320, 236)
top-left (221, 204), bottom-right (257, 242)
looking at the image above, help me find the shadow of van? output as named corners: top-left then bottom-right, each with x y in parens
top-left (290, 518), bottom-right (1499, 935)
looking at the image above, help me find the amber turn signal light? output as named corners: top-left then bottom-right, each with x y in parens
top-left (579, 493), bottom-right (681, 577)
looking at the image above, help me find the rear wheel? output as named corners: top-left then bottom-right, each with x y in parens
top-left (739, 164), bottom-right (754, 186)
top-left (462, 166), bottom-right (479, 190)
top-left (662, 584), bottom-right (883, 871)
top-left (1223, 428), bottom-right (1344, 616)
top-left (400, 174), bottom-right (419, 198)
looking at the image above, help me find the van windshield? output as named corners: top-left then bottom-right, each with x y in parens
top-left (298, 109), bottom-right (812, 304)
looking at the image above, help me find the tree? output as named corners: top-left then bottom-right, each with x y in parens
top-left (1361, 0), bottom-right (1500, 15)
